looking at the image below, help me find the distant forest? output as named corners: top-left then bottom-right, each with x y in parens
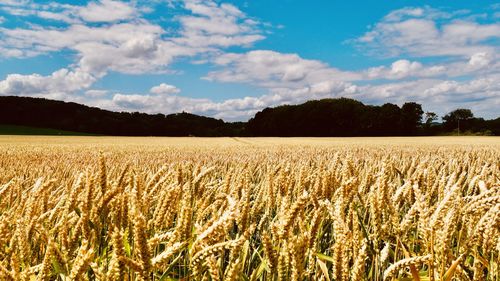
top-left (1, 96), bottom-right (499, 136)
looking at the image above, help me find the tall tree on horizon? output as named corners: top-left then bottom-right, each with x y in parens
top-left (400, 102), bottom-right (424, 135)
top-left (443, 108), bottom-right (474, 135)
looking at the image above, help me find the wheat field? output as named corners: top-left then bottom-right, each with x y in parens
top-left (0, 136), bottom-right (498, 281)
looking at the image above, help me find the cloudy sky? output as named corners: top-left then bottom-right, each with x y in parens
top-left (0, 0), bottom-right (499, 121)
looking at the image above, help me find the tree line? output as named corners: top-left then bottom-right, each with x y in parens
top-left (0, 96), bottom-right (498, 136)
top-left (246, 98), bottom-right (500, 136)
top-left (0, 96), bottom-right (243, 136)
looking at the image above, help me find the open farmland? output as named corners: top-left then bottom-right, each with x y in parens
top-left (0, 136), bottom-right (499, 281)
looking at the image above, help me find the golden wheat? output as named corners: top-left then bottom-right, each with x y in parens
top-left (0, 136), bottom-right (498, 280)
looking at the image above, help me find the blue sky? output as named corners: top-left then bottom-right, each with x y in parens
top-left (0, 0), bottom-right (498, 120)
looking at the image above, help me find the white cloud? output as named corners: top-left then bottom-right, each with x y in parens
top-left (2, 21), bottom-right (135, 51)
top-left (0, 0), bottom-right (28, 6)
top-left (1, 21), bottom-right (206, 75)
top-left (205, 50), bottom-right (360, 88)
top-left (0, 2), bottom-right (80, 24)
top-left (363, 59), bottom-right (447, 80)
top-left (354, 7), bottom-right (500, 58)
top-left (1, 6), bottom-right (34, 17)
top-left (0, 68), bottom-right (96, 98)
top-left (36, 11), bottom-right (77, 24)
top-left (390, 60), bottom-right (422, 76)
top-left (0, 0), bottom-right (264, 76)
top-left (150, 83), bottom-right (180, 95)
top-left (109, 93), bottom-right (212, 115)
top-left (78, 0), bottom-right (135, 23)
top-left (0, 47), bottom-right (23, 57)
top-left (468, 52), bottom-right (492, 68)
top-left (207, 50), bottom-right (496, 84)
top-left (174, 0), bottom-right (264, 48)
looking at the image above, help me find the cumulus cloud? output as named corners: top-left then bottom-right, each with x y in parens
top-left (468, 52), bottom-right (492, 69)
top-left (0, 0), bottom-right (264, 76)
top-left (206, 50), bottom-right (495, 84)
top-left (110, 93), bottom-right (212, 116)
top-left (354, 7), bottom-right (500, 58)
top-left (36, 11), bottom-right (77, 23)
top-left (390, 60), bottom-right (422, 77)
top-left (150, 83), bottom-right (181, 95)
top-left (78, 0), bottom-right (135, 22)
top-left (174, 0), bottom-right (264, 48)
top-left (0, 2), bottom-right (80, 24)
top-left (0, 0), bottom-right (29, 6)
top-left (363, 59), bottom-right (447, 80)
top-left (0, 1), bottom-right (136, 24)
top-left (205, 50), bottom-right (360, 88)
top-left (0, 68), bottom-right (96, 98)
top-left (0, 47), bottom-right (23, 57)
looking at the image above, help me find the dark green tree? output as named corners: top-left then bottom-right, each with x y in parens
top-left (443, 108), bottom-right (474, 134)
top-left (400, 102), bottom-right (424, 135)
top-left (378, 103), bottom-right (402, 135)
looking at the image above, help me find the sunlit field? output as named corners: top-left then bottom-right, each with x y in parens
top-left (0, 136), bottom-right (498, 281)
